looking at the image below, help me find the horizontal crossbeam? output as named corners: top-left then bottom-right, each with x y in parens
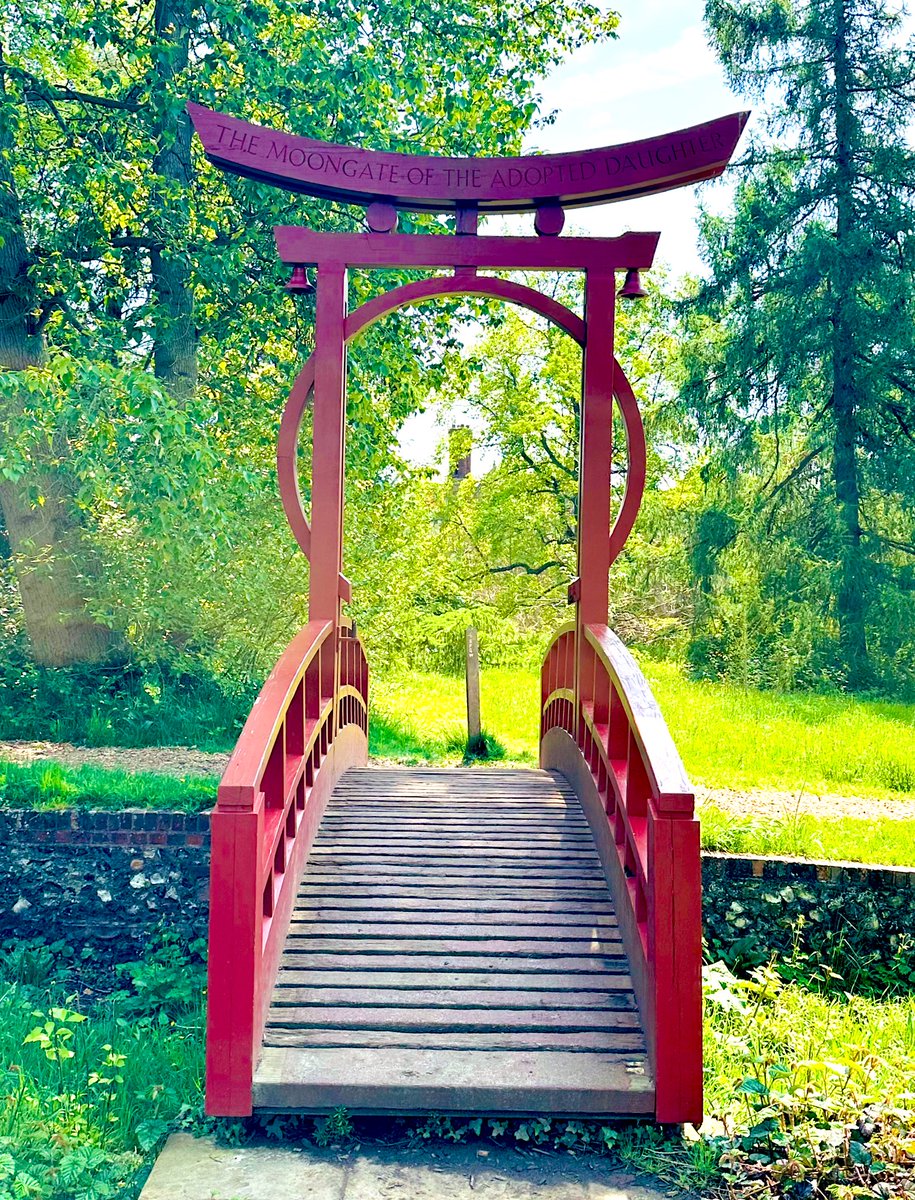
top-left (274, 228), bottom-right (660, 272)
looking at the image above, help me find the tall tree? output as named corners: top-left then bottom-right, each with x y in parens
top-left (0, 0), bottom-right (618, 667)
top-left (683, 0), bottom-right (915, 688)
top-left (0, 48), bottom-right (113, 664)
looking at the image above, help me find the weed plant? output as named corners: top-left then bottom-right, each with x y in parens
top-left (0, 936), bottom-right (205, 1200)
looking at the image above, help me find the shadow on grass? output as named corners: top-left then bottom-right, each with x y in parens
top-left (369, 714), bottom-right (508, 767)
top-left (368, 713), bottom-right (451, 763)
top-left (454, 730), bottom-right (507, 766)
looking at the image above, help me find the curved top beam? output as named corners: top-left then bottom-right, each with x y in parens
top-left (188, 103), bottom-right (749, 214)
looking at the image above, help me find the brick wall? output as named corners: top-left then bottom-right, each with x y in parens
top-left (3, 810), bottom-right (913, 991)
top-left (0, 809), bottom-right (210, 962)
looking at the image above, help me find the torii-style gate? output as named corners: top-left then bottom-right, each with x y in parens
top-left (191, 103), bottom-right (747, 1123)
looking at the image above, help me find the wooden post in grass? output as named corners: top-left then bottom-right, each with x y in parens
top-left (465, 627), bottom-right (482, 750)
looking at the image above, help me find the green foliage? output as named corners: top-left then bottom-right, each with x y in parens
top-left (116, 934), bottom-right (207, 1020)
top-left (703, 875), bottom-right (915, 994)
top-left (1, 0), bottom-right (618, 675)
top-left (681, 0), bottom-right (915, 691)
top-left (352, 274), bottom-right (691, 674)
top-left (0, 935), bottom-right (204, 1200)
top-left (703, 963), bottom-right (915, 1199)
top-left (0, 760), bottom-right (217, 813)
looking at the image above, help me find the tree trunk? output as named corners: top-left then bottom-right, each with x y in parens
top-left (0, 50), bottom-right (111, 666)
top-left (149, 0), bottom-right (197, 402)
top-left (831, 0), bottom-right (870, 686)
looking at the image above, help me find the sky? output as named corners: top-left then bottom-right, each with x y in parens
top-left (398, 0), bottom-right (745, 466)
top-left (517, 0), bottom-right (746, 278)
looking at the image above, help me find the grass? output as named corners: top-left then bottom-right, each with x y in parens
top-left (370, 662), bottom-right (915, 867)
top-left (700, 802), bottom-right (915, 868)
top-left (0, 937), bottom-right (205, 1200)
top-left (370, 668), bottom-right (538, 764)
top-left (645, 660), bottom-right (915, 800)
top-left (0, 760), bottom-right (218, 813)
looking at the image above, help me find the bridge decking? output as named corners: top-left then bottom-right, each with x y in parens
top-left (253, 767), bottom-right (653, 1115)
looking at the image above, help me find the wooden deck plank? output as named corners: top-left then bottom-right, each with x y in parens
top-left (296, 886), bottom-right (608, 901)
top-left (262, 1029), bottom-right (647, 1052)
top-left (280, 935), bottom-right (624, 954)
top-left (285, 922), bottom-right (618, 941)
top-left (275, 969), bottom-right (632, 990)
top-left (279, 952), bottom-right (632, 972)
top-left (265, 1007), bottom-right (642, 1031)
top-left (288, 912), bottom-right (619, 929)
top-left (269, 987), bottom-right (637, 1010)
top-left (256, 766), bottom-right (653, 1117)
top-left (290, 898), bottom-right (615, 915)
top-left (253, 1047), bottom-right (653, 1115)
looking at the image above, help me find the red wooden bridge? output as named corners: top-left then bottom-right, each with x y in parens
top-left (194, 104), bottom-right (747, 1125)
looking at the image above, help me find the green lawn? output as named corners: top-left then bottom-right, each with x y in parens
top-left (371, 661), bottom-right (915, 799)
top-left (370, 663), bottom-right (915, 867)
top-left (0, 760), bottom-right (217, 812)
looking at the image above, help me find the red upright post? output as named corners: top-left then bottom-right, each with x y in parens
top-left (309, 265), bottom-right (348, 626)
top-left (575, 271), bottom-right (616, 735)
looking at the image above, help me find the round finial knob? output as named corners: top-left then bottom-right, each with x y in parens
top-left (534, 204), bottom-right (565, 237)
top-left (366, 202), bottom-right (398, 233)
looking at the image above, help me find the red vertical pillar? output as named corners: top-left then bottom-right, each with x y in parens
top-left (309, 265), bottom-right (348, 626)
top-left (575, 271), bottom-right (616, 735)
top-left (578, 270), bottom-right (616, 626)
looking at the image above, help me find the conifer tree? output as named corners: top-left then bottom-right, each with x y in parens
top-left (683, 0), bottom-right (915, 687)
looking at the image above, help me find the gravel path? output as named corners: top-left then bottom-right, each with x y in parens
top-left (0, 739), bottom-right (229, 778)
top-left (698, 785), bottom-right (915, 821)
top-left (2, 738), bottom-right (914, 820)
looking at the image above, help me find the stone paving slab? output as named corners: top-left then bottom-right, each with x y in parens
top-left (140, 1134), bottom-right (680, 1200)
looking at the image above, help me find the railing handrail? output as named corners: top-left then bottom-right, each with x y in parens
top-left (217, 619), bottom-right (333, 810)
top-left (539, 621), bottom-right (702, 1124)
top-left (583, 623), bottom-right (692, 809)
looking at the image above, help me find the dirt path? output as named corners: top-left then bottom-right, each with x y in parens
top-left (2, 738), bottom-right (914, 820)
top-left (0, 739), bottom-right (229, 778)
top-left (696, 784), bottom-right (915, 822)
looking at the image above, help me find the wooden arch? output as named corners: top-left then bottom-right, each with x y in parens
top-left (276, 275), bottom-right (647, 580)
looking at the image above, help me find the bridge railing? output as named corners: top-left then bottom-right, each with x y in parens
top-left (206, 618), bottom-right (368, 1116)
top-left (540, 623), bottom-right (702, 1124)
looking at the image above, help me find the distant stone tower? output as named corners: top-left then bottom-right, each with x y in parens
top-left (449, 425), bottom-right (472, 483)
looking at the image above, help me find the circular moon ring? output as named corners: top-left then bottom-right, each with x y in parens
top-left (277, 275), bottom-right (646, 570)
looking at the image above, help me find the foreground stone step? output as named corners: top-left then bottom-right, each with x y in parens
top-left (140, 1134), bottom-right (680, 1200)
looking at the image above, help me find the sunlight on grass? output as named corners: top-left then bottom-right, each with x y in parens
top-left (0, 759), bottom-right (218, 812)
top-left (370, 669), bottom-right (539, 764)
top-left (643, 660), bottom-right (915, 800)
top-left (372, 660), bottom-right (915, 803)
top-left (700, 803), bottom-right (915, 867)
